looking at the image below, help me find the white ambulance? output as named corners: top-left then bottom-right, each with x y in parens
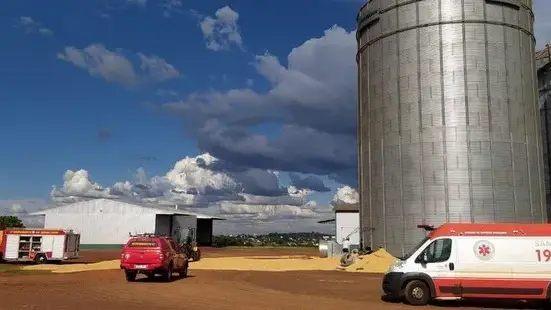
top-left (382, 223), bottom-right (551, 306)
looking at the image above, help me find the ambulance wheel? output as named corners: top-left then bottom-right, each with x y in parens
top-left (404, 280), bottom-right (430, 306)
top-left (125, 270), bottom-right (137, 282)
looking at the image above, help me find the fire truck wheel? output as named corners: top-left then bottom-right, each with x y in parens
top-left (404, 280), bottom-right (430, 306)
top-left (125, 270), bottom-right (137, 282)
top-left (196, 249), bottom-right (201, 261)
top-left (34, 254), bottom-right (47, 264)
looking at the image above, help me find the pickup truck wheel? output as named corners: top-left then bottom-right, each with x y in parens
top-left (404, 280), bottom-right (430, 306)
top-left (162, 264), bottom-right (173, 282)
top-left (125, 270), bottom-right (137, 282)
top-left (179, 263), bottom-right (188, 278)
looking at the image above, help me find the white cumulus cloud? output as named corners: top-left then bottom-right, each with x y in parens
top-left (332, 186), bottom-right (359, 205)
top-left (50, 153), bottom-right (331, 229)
top-left (17, 16), bottom-right (53, 36)
top-left (57, 44), bottom-right (180, 85)
top-left (199, 6), bottom-right (243, 51)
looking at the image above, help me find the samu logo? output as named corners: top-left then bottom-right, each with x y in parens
top-left (473, 240), bottom-right (495, 261)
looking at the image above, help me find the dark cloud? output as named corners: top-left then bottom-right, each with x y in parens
top-left (154, 26), bottom-right (358, 186)
top-left (289, 173), bottom-right (331, 192)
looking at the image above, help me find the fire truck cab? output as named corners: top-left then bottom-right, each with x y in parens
top-left (383, 223), bottom-right (551, 306)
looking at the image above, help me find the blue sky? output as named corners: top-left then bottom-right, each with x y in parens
top-left (0, 0), bottom-right (357, 196)
top-left (0, 0), bottom-right (364, 232)
top-left (1, 0), bottom-right (550, 232)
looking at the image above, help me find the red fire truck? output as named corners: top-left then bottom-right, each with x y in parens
top-left (0, 228), bottom-right (80, 263)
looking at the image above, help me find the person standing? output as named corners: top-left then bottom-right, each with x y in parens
top-left (342, 237), bottom-right (350, 253)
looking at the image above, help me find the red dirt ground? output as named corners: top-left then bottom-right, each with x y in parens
top-left (0, 248), bottom-right (545, 310)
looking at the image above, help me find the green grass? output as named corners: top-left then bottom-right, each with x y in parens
top-left (79, 244), bottom-right (123, 250)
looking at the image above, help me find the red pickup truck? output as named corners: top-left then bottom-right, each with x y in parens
top-left (120, 235), bottom-right (189, 282)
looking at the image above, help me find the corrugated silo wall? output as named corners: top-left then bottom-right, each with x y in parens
top-left (540, 61), bottom-right (551, 219)
top-left (357, 0), bottom-right (546, 256)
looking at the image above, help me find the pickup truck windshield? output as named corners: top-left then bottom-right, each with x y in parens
top-left (401, 237), bottom-right (429, 260)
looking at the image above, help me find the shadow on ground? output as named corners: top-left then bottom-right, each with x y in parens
top-left (382, 296), bottom-right (547, 309)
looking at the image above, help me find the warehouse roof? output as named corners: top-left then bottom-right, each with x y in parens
top-left (332, 203), bottom-right (359, 212)
top-left (29, 198), bottom-right (226, 220)
top-left (317, 218), bottom-right (335, 224)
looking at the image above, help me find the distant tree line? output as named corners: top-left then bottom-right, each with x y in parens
top-left (0, 216), bottom-right (25, 230)
top-left (213, 232), bottom-right (326, 247)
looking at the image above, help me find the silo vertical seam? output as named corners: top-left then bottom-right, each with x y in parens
top-left (461, 0), bottom-right (475, 222)
top-left (357, 38), bottom-right (363, 245)
top-left (395, 5), bottom-right (406, 256)
top-left (531, 8), bottom-right (547, 220)
top-left (367, 42), bottom-right (374, 248)
top-left (381, 137), bottom-right (387, 247)
top-left (415, 0), bottom-right (426, 223)
top-left (438, 0), bottom-right (451, 221)
top-left (482, 0), bottom-right (497, 221)
top-left (518, 12), bottom-right (534, 222)
top-left (501, 5), bottom-right (518, 219)
top-left (381, 29), bottom-right (387, 248)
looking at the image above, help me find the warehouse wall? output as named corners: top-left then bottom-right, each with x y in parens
top-left (43, 199), bottom-right (157, 245)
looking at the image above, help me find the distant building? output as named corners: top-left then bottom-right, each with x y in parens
top-left (29, 198), bottom-right (224, 248)
top-left (318, 203), bottom-right (360, 248)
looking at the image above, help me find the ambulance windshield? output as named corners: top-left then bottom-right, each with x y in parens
top-left (401, 236), bottom-right (429, 260)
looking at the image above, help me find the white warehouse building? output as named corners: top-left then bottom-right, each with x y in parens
top-left (29, 198), bottom-right (224, 249)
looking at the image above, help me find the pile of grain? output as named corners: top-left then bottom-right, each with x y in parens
top-left (22, 260), bottom-right (120, 273)
top-left (191, 255), bottom-right (341, 271)
top-left (340, 249), bottom-right (397, 273)
top-left (21, 250), bottom-right (397, 274)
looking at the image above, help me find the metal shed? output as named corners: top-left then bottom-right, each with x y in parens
top-left (318, 203), bottom-right (360, 246)
top-left (29, 198), bottom-right (224, 248)
top-left (333, 203), bottom-right (360, 246)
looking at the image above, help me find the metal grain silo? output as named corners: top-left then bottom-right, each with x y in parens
top-left (357, 0), bottom-right (546, 256)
